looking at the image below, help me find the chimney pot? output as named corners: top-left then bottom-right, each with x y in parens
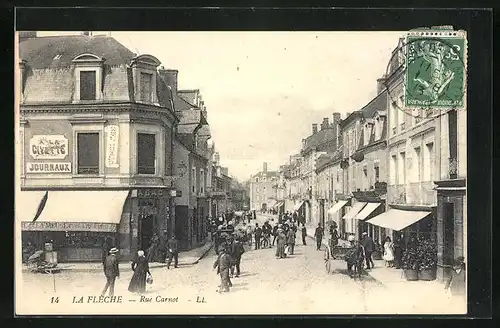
top-left (263, 162), bottom-right (268, 173)
top-left (321, 118), bottom-right (329, 130)
top-left (312, 124), bottom-right (318, 134)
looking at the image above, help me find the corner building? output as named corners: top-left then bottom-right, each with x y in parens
top-left (17, 34), bottom-right (178, 261)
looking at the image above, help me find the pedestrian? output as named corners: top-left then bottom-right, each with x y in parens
top-left (314, 223), bottom-right (324, 251)
top-left (331, 227), bottom-right (339, 247)
top-left (230, 236), bottom-right (245, 277)
top-left (128, 250), bottom-right (151, 294)
top-left (382, 236), bottom-right (395, 267)
top-left (166, 234), bottom-right (179, 269)
top-left (346, 240), bottom-right (365, 278)
top-left (246, 224), bottom-right (253, 246)
top-left (254, 223), bottom-right (262, 250)
top-left (301, 224), bottom-right (307, 245)
top-left (361, 232), bottom-right (375, 270)
top-left (393, 236), bottom-right (403, 269)
top-left (272, 223), bottom-right (279, 246)
top-left (276, 228), bottom-right (286, 259)
top-left (146, 232), bottom-right (160, 263)
top-left (213, 244), bottom-right (233, 293)
top-left (101, 247), bottom-right (120, 297)
top-left (286, 227), bottom-right (296, 255)
top-left (444, 256), bottom-right (466, 297)
top-left (101, 237), bottom-right (113, 269)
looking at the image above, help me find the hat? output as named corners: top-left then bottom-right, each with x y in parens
top-left (109, 247), bottom-right (119, 254)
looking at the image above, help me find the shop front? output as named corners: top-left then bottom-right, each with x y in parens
top-left (434, 178), bottom-right (466, 283)
top-left (18, 189), bottom-right (129, 262)
top-left (18, 187), bottom-right (173, 262)
top-left (342, 200), bottom-right (367, 239)
top-left (351, 191), bottom-right (386, 245)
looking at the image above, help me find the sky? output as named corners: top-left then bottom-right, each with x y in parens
top-left (39, 31), bottom-right (403, 182)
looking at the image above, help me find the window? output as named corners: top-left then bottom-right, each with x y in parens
top-left (77, 133), bottom-right (100, 174)
top-left (80, 71), bottom-right (96, 100)
top-left (374, 164), bottom-right (380, 182)
top-left (200, 169), bottom-right (205, 194)
top-left (137, 133), bottom-right (156, 174)
top-left (390, 155), bottom-right (397, 184)
top-left (398, 96), bottom-right (405, 131)
top-left (140, 72), bottom-right (153, 102)
top-left (192, 168), bottom-right (196, 193)
top-left (398, 152), bottom-right (406, 185)
top-left (423, 143), bottom-right (434, 181)
top-left (364, 124), bottom-right (371, 145)
top-left (414, 147), bottom-right (422, 182)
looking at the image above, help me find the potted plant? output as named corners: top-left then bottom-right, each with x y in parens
top-left (401, 246), bottom-right (419, 281)
top-left (417, 239), bottom-right (437, 281)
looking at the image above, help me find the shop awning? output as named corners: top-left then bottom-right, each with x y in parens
top-left (293, 200), bottom-right (305, 211)
top-left (354, 202), bottom-right (382, 221)
top-left (327, 200), bottom-right (348, 215)
top-left (21, 190), bottom-right (130, 232)
top-left (342, 202), bottom-right (367, 220)
top-left (16, 190), bottom-right (47, 222)
top-left (366, 209), bottom-right (432, 231)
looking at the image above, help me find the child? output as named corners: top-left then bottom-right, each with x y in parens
top-left (444, 256), bottom-right (466, 297)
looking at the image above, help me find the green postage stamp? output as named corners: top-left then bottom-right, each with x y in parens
top-left (404, 27), bottom-right (467, 109)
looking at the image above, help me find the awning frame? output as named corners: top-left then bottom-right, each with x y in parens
top-left (353, 202), bottom-right (382, 221)
top-left (342, 202), bottom-right (367, 220)
top-left (366, 208), bottom-right (432, 231)
top-left (327, 200), bottom-right (348, 215)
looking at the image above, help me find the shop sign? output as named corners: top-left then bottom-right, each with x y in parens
top-left (29, 135), bottom-right (68, 160)
top-left (105, 125), bottom-right (119, 168)
top-left (26, 162), bottom-right (72, 174)
top-left (21, 221), bottom-right (117, 232)
top-left (137, 189), bottom-right (166, 198)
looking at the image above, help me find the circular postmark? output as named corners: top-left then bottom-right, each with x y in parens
top-left (383, 30), bottom-right (467, 118)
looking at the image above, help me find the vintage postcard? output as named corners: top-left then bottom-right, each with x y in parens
top-left (15, 29), bottom-right (467, 315)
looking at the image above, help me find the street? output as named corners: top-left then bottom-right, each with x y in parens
top-left (16, 214), bottom-right (458, 315)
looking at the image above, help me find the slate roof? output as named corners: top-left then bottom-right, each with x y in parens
top-left (19, 35), bottom-right (136, 69)
top-left (178, 124), bottom-right (199, 134)
top-left (355, 91), bottom-right (388, 153)
top-left (302, 128), bottom-right (337, 155)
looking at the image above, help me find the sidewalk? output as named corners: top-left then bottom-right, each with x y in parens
top-left (22, 241), bottom-right (214, 273)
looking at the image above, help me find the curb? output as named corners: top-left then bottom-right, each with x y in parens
top-left (22, 242), bottom-right (215, 273)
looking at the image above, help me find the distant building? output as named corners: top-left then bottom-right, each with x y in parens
top-left (249, 162), bottom-right (278, 212)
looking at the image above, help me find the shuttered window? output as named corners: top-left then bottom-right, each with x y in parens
top-left (140, 72), bottom-right (152, 102)
top-left (137, 133), bottom-right (156, 174)
top-left (77, 133), bottom-right (99, 174)
top-left (80, 71), bottom-right (96, 100)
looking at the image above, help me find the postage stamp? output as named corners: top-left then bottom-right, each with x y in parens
top-left (404, 28), bottom-right (468, 110)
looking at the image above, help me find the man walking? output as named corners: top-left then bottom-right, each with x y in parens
top-left (254, 223), bottom-right (262, 250)
top-left (166, 234), bottom-right (179, 269)
top-left (314, 223), bottom-right (324, 251)
top-left (230, 235), bottom-right (245, 277)
top-left (272, 223), bottom-right (279, 246)
top-left (101, 247), bottom-right (120, 297)
top-left (361, 232), bottom-right (375, 270)
top-left (301, 224), bottom-right (307, 245)
top-left (286, 227), bottom-right (296, 255)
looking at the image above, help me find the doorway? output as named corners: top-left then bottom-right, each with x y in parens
top-left (443, 202), bottom-right (455, 267)
top-left (140, 215), bottom-right (155, 252)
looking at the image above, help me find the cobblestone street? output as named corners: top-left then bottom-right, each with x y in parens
top-left (17, 215), bottom-right (461, 315)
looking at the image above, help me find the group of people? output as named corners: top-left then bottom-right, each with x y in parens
top-left (100, 234), bottom-right (180, 297)
top-left (212, 232), bottom-right (246, 293)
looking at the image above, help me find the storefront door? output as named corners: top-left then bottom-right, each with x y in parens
top-left (443, 202), bottom-right (455, 268)
top-left (140, 215), bottom-right (154, 251)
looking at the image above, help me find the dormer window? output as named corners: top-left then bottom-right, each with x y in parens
top-left (72, 54), bottom-right (105, 102)
top-left (130, 54), bottom-right (162, 105)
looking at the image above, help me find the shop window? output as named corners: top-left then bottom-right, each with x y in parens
top-left (137, 133), bottom-right (156, 174)
top-left (77, 133), bottom-right (100, 174)
top-left (80, 71), bottom-right (96, 100)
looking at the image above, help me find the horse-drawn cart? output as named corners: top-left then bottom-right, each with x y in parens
top-left (324, 239), bottom-right (355, 274)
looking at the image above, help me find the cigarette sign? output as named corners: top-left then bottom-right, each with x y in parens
top-left (26, 162), bottom-right (72, 173)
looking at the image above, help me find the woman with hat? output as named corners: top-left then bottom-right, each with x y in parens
top-left (276, 227), bottom-right (287, 259)
top-left (128, 250), bottom-right (151, 294)
top-left (445, 256), bottom-right (466, 297)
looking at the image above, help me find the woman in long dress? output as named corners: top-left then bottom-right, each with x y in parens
top-left (128, 250), bottom-right (151, 293)
top-left (276, 228), bottom-right (286, 259)
top-left (382, 236), bottom-right (395, 267)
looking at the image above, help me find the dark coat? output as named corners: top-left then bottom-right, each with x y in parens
top-left (103, 254), bottom-right (120, 278)
top-left (102, 243), bottom-right (111, 264)
top-left (230, 240), bottom-right (245, 260)
top-left (167, 238), bottom-right (179, 254)
top-left (315, 227), bottom-right (324, 239)
top-left (286, 230), bottom-right (296, 244)
top-left (128, 256), bottom-right (150, 293)
top-left (254, 227), bottom-right (262, 238)
top-left (301, 226), bottom-right (307, 236)
top-left (362, 236), bottom-right (376, 252)
top-left (213, 253), bottom-right (232, 273)
top-left (272, 226), bottom-right (279, 236)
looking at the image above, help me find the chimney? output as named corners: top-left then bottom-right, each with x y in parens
top-left (312, 124), bottom-right (318, 134)
top-left (158, 68), bottom-right (178, 96)
top-left (263, 162), bottom-right (268, 173)
top-left (377, 75), bottom-right (387, 94)
top-left (332, 112), bottom-right (341, 147)
top-left (321, 118), bottom-right (329, 130)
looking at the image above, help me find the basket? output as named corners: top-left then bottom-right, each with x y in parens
top-left (146, 274), bottom-right (153, 284)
